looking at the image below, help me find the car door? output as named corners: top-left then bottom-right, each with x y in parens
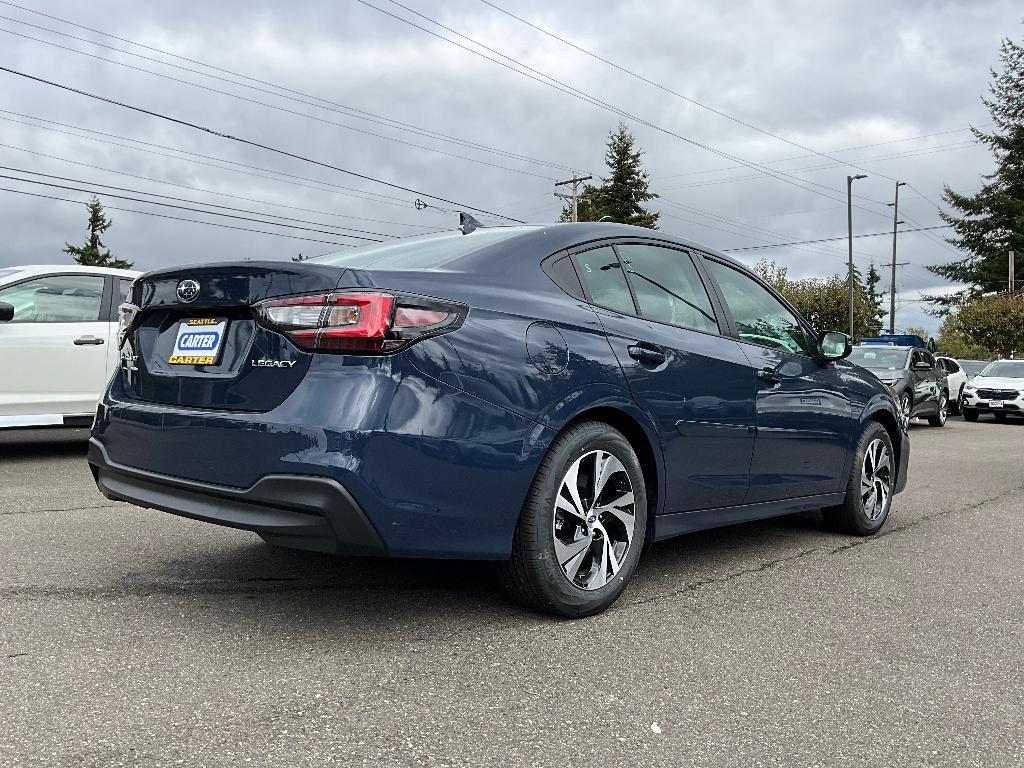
top-left (939, 357), bottom-right (966, 401)
top-left (909, 349), bottom-right (941, 415)
top-left (701, 257), bottom-right (855, 503)
top-left (570, 241), bottom-right (756, 512)
top-left (0, 272), bottom-right (112, 421)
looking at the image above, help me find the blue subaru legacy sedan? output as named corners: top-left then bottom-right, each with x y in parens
top-left (89, 223), bottom-right (908, 617)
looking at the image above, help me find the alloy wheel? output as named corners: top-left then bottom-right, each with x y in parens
top-left (552, 450), bottom-right (636, 590)
top-left (937, 394), bottom-right (947, 425)
top-left (898, 394), bottom-right (911, 430)
top-left (861, 438), bottom-right (893, 522)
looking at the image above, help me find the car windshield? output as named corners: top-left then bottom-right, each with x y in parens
top-left (979, 360), bottom-right (1024, 378)
top-left (959, 360), bottom-right (990, 376)
top-left (848, 347), bottom-right (909, 369)
top-left (312, 227), bottom-right (536, 270)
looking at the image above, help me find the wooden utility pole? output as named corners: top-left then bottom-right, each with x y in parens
top-left (1010, 250), bottom-right (1016, 296)
top-left (554, 173), bottom-right (592, 222)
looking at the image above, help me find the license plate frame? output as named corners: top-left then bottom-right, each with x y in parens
top-left (168, 318), bottom-right (228, 365)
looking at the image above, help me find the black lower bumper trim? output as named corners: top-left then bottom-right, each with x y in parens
top-left (88, 439), bottom-right (386, 556)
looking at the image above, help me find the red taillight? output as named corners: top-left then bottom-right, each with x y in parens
top-left (254, 291), bottom-right (464, 354)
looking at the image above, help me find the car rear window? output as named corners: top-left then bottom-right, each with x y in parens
top-left (312, 227), bottom-right (536, 270)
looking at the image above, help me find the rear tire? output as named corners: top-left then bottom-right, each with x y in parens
top-left (962, 408), bottom-right (978, 422)
top-left (927, 392), bottom-right (948, 427)
top-left (822, 421), bottom-right (895, 536)
top-left (499, 421), bottom-right (648, 618)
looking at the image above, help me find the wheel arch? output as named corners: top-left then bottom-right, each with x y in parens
top-left (864, 405), bottom-right (903, 486)
top-left (555, 404), bottom-right (665, 530)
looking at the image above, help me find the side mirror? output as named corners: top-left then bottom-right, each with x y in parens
top-left (819, 331), bottom-right (851, 360)
top-left (0, 302), bottom-right (13, 323)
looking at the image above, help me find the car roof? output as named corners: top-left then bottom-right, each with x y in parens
top-left (445, 222), bottom-right (749, 273)
top-left (0, 264), bottom-right (142, 280)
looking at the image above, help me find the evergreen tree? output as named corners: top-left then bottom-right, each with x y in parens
top-left (928, 33), bottom-right (1024, 304)
top-left (63, 197), bottom-right (133, 269)
top-left (561, 124), bottom-right (660, 228)
top-left (863, 263), bottom-right (885, 335)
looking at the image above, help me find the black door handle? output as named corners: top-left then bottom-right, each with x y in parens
top-left (627, 344), bottom-right (667, 365)
top-left (74, 336), bottom-right (105, 346)
top-left (756, 368), bottom-right (781, 384)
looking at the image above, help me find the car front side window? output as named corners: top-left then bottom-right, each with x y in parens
top-left (704, 259), bottom-right (815, 356)
top-left (0, 274), bottom-right (105, 323)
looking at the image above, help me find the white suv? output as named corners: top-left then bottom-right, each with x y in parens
top-left (0, 264), bottom-right (140, 428)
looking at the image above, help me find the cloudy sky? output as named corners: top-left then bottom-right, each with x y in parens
top-left (3, 0), bottom-right (1020, 334)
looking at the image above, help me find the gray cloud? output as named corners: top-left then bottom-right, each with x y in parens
top-left (3, 0), bottom-right (1019, 335)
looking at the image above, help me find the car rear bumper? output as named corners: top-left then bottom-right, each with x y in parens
top-left (89, 357), bottom-right (550, 559)
top-left (89, 438), bottom-right (387, 556)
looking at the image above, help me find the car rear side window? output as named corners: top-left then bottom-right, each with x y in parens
top-left (0, 274), bottom-right (105, 323)
top-left (616, 244), bottom-right (718, 333)
top-left (572, 246), bottom-right (635, 315)
top-left (704, 259), bottom-right (815, 356)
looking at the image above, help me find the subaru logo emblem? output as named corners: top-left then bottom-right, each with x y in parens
top-left (176, 279), bottom-right (200, 303)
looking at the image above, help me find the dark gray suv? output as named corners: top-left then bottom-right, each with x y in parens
top-left (848, 346), bottom-right (949, 428)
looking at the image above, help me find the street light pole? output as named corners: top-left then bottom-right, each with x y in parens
top-left (888, 181), bottom-right (907, 334)
top-left (847, 174), bottom-right (868, 338)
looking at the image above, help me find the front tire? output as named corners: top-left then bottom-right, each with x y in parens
top-left (897, 392), bottom-right (912, 430)
top-left (962, 408), bottom-right (978, 422)
top-left (822, 421), bottom-right (895, 536)
top-left (499, 421), bottom-right (648, 618)
top-left (927, 392), bottom-right (948, 427)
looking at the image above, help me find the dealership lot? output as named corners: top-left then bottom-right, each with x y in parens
top-left (2, 420), bottom-right (1022, 767)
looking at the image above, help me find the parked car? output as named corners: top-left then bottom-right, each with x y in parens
top-left (0, 264), bottom-right (140, 428)
top-left (847, 345), bottom-right (949, 428)
top-left (957, 359), bottom-right (990, 380)
top-left (935, 356), bottom-right (970, 414)
top-left (88, 224), bottom-right (909, 617)
top-left (961, 359), bottom-right (1024, 422)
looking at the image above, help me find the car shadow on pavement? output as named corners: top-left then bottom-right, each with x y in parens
top-left (114, 509), bottom-right (838, 632)
top-left (0, 427), bottom-right (91, 458)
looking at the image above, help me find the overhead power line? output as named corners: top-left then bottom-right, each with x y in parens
top-left (0, 110), bottom-right (431, 211)
top-left (356, 0), bottom-right (896, 221)
top-left (476, 0), bottom-right (909, 184)
top-left (656, 140), bottom-right (979, 192)
top-left (656, 125), bottom-right (990, 180)
top-left (0, 65), bottom-right (526, 223)
top-left (0, 166), bottom-right (399, 239)
top-left (0, 186), bottom-right (360, 248)
top-left (0, 140), bottom-right (443, 231)
top-left (722, 224), bottom-right (952, 252)
top-left (0, 24), bottom-right (560, 181)
top-left (0, 0), bottom-right (573, 172)
top-left (0, 173), bottom-right (386, 241)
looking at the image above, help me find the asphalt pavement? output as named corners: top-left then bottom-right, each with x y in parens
top-left (1, 417), bottom-right (1022, 767)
